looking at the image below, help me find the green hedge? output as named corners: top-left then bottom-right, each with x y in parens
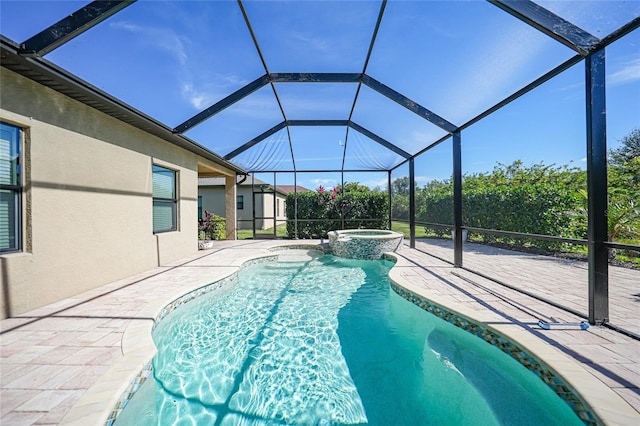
top-left (412, 162), bottom-right (588, 251)
top-left (286, 189), bottom-right (388, 238)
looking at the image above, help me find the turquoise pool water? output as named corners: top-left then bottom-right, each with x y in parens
top-left (115, 249), bottom-right (583, 425)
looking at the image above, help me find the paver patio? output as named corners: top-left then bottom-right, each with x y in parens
top-left (1, 239), bottom-right (638, 425)
top-left (412, 238), bottom-right (639, 335)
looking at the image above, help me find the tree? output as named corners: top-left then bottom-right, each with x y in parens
top-left (390, 177), bottom-right (412, 220)
top-left (391, 176), bottom-right (411, 195)
top-left (608, 200), bottom-right (640, 241)
top-left (607, 128), bottom-right (640, 244)
top-left (609, 127), bottom-right (640, 165)
top-left (340, 182), bottom-right (372, 193)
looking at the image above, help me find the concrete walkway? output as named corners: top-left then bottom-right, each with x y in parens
top-left (0, 239), bottom-right (638, 425)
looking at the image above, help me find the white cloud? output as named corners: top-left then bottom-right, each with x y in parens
top-left (608, 58), bottom-right (640, 87)
top-left (180, 78), bottom-right (256, 112)
top-left (556, 81), bottom-right (584, 93)
top-left (414, 175), bottom-right (428, 183)
top-left (110, 21), bottom-right (188, 64)
top-left (290, 31), bottom-right (329, 51)
top-left (309, 178), bottom-right (338, 188)
top-left (411, 130), bottom-right (442, 146)
top-left (180, 83), bottom-right (214, 110)
top-left (184, 72), bottom-right (261, 113)
top-left (361, 178), bottom-right (388, 189)
top-left (111, 20), bottom-right (250, 113)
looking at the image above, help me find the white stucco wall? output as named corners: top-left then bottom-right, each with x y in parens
top-left (0, 68), bottom-right (236, 318)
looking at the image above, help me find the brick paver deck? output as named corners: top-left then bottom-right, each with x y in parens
top-left (411, 238), bottom-right (639, 335)
top-left (0, 239), bottom-right (638, 425)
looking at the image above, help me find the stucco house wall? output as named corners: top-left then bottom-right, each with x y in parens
top-left (199, 178), bottom-right (287, 231)
top-left (0, 68), bottom-right (238, 319)
top-left (200, 185), bottom-right (255, 230)
top-left (252, 190), bottom-right (287, 231)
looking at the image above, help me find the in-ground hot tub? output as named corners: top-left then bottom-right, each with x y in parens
top-left (328, 229), bottom-right (404, 260)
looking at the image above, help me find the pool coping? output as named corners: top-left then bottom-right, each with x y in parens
top-left (329, 229), bottom-right (405, 240)
top-left (60, 244), bottom-right (639, 425)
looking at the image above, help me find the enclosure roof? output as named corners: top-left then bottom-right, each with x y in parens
top-left (1, 0), bottom-right (638, 176)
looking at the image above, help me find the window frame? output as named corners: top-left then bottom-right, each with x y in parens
top-left (0, 122), bottom-right (22, 254)
top-left (152, 164), bottom-right (178, 234)
top-left (237, 194), bottom-right (244, 210)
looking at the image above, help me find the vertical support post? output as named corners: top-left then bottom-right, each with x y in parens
top-left (225, 175), bottom-right (237, 240)
top-left (453, 131), bottom-right (463, 267)
top-left (251, 176), bottom-right (257, 238)
top-left (341, 171), bottom-right (345, 230)
top-left (409, 158), bottom-right (416, 248)
top-left (273, 172), bottom-right (277, 239)
top-left (388, 170), bottom-right (392, 230)
top-left (294, 171), bottom-right (298, 239)
top-left (586, 49), bottom-right (609, 325)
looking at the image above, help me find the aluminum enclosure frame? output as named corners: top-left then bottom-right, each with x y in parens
top-left (3, 0), bottom-right (639, 334)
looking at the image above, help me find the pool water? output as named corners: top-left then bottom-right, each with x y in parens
top-left (115, 249), bottom-right (583, 425)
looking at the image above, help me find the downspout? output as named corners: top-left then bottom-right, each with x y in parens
top-left (237, 173), bottom-right (248, 185)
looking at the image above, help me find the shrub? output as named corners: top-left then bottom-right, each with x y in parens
top-left (286, 185), bottom-right (388, 238)
top-left (412, 161), bottom-right (587, 250)
top-left (199, 211), bottom-right (226, 240)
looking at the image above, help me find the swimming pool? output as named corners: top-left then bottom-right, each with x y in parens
top-left (114, 248), bottom-right (585, 425)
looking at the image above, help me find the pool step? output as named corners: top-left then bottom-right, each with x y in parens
top-left (263, 262), bottom-right (309, 271)
top-left (277, 254), bottom-right (320, 263)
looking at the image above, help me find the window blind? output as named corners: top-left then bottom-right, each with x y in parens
top-left (0, 190), bottom-right (16, 250)
top-left (152, 165), bottom-right (177, 233)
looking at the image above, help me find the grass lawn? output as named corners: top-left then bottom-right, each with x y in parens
top-left (392, 221), bottom-right (433, 238)
top-left (237, 222), bottom-right (288, 239)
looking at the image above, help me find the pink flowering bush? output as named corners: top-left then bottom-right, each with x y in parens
top-left (285, 184), bottom-right (388, 238)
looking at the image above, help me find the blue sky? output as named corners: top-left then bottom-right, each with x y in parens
top-left (1, 0), bottom-right (638, 190)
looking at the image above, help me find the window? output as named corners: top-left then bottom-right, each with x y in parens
top-left (198, 196), bottom-right (203, 220)
top-left (237, 195), bottom-right (244, 210)
top-left (0, 123), bottom-right (21, 253)
top-left (152, 164), bottom-right (177, 233)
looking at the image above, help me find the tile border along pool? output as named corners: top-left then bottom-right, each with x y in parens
top-left (8, 240), bottom-right (633, 426)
